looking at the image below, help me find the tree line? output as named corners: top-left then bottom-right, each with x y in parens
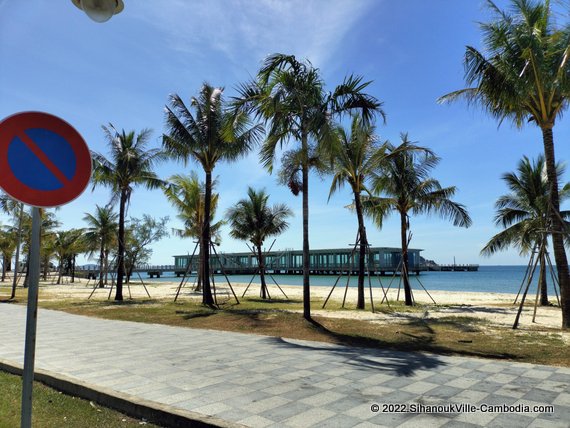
top-left (1, 0), bottom-right (569, 329)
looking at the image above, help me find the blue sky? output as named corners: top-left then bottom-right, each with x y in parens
top-left (1, 0), bottom-right (569, 266)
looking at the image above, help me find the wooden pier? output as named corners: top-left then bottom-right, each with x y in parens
top-left (75, 248), bottom-right (479, 279)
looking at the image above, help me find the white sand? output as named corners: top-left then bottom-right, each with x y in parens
top-left (1, 275), bottom-right (564, 333)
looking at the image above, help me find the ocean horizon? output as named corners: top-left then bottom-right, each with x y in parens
top-left (142, 265), bottom-right (559, 296)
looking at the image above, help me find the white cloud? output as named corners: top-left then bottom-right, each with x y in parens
top-left (132, 0), bottom-right (376, 70)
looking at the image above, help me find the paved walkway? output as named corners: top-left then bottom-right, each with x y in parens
top-left (0, 304), bottom-right (569, 428)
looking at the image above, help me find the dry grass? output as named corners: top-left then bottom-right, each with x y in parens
top-left (31, 296), bottom-right (570, 368)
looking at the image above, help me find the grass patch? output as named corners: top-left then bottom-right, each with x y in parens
top-left (0, 370), bottom-right (159, 428)
top-left (36, 296), bottom-right (570, 367)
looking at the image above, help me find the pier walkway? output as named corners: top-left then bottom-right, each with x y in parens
top-left (0, 304), bottom-right (568, 427)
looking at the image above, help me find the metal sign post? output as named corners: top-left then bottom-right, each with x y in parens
top-left (20, 206), bottom-right (41, 428)
top-left (0, 111), bottom-right (91, 427)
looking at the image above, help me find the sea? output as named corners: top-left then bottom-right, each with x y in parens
top-left (142, 265), bottom-right (559, 296)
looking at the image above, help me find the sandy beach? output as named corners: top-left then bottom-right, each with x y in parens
top-left (1, 275), bottom-right (563, 332)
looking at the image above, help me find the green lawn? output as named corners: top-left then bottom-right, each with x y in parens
top-left (0, 370), bottom-right (160, 428)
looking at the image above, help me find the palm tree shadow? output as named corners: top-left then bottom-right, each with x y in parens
top-left (264, 318), bottom-right (445, 377)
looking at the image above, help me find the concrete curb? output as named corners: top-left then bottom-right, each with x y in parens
top-left (0, 359), bottom-right (246, 428)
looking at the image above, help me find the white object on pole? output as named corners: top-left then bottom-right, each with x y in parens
top-left (71, 0), bottom-right (124, 23)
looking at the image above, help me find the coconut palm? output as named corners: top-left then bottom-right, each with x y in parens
top-left (92, 126), bottom-right (164, 300)
top-left (1, 194), bottom-right (24, 298)
top-left (0, 227), bottom-right (17, 282)
top-left (163, 173), bottom-right (223, 291)
top-left (366, 135), bottom-right (472, 306)
top-left (482, 156), bottom-right (570, 305)
top-left (226, 188), bottom-right (292, 299)
top-left (52, 229), bottom-right (85, 285)
top-left (439, 0), bottom-right (570, 327)
top-left (83, 205), bottom-right (118, 288)
top-left (233, 53), bottom-right (383, 320)
top-left (163, 83), bottom-right (263, 306)
top-left (328, 115), bottom-right (415, 309)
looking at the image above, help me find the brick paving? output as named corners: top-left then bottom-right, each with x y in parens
top-left (0, 304), bottom-right (568, 427)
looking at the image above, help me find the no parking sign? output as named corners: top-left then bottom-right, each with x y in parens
top-left (0, 111), bottom-right (91, 207)
top-left (0, 111), bottom-right (91, 428)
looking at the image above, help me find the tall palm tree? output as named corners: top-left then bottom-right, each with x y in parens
top-left (163, 83), bottom-right (263, 306)
top-left (328, 115), bottom-right (413, 309)
top-left (482, 156), bottom-right (570, 305)
top-left (92, 126), bottom-right (164, 301)
top-left (366, 135), bottom-right (472, 306)
top-left (163, 173), bottom-right (223, 291)
top-left (233, 53), bottom-right (383, 320)
top-left (439, 0), bottom-right (570, 327)
top-left (83, 205), bottom-right (118, 288)
top-left (226, 187), bottom-right (292, 299)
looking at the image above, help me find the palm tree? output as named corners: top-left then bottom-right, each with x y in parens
top-left (52, 229), bottom-right (85, 285)
top-left (92, 126), bottom-right (164, 301)
top-left (0, 227), bottom-right (17, 282)
top-left (84, 205), bottom-right (118, 288)
top-left (439, 0), bottom-right (570, 327)
top-left (163, 173), bottom-right (223, 291)
top-left (366, 135), bottom-right (472, 306)
top-left (482, 156), bottom-right (570, 306)
top-left (1, 194), bottom-right (24, 298)
top-left (233, 53), bottom-right (383, 320)
top-left (226, 187), bottom-right (292, 299)
top-left (328, 115), bottom-right (410, 309)
top-left (163, 83), bottom-right (263, 306)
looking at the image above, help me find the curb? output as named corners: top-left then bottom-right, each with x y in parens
top-left (0, 359), bottom-right (245, 428)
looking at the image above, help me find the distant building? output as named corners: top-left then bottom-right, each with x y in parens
top-left (173, 246), bottom-right (423, 276)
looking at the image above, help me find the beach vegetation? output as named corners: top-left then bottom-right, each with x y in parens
top-left (124, 215), bottom-right (169, 283)
top-left (0, 196), bottom-right (24, 299)
top-left (328, 115), bottom-right (424, 309)
top-left (163, 172), bottom-right (223, 292)
top-left (226, 187), bottom-right (292, 299)
top-left (92, 126), bottom-right (165, 301)
top-left (439, 0), bottom-right (570, 328)
top-left (51, 228), bottom-right (86, 285)
top-left (163, 84), bottom-right (263, 307)
top-left (482, 156), bottom-right (570, 305)
top-left (37, 296), bottom-right (570, 368)
top-left (365, 135), bottom-right (472, 306)
top-left (0, 227), bottom-right (17, 282)
top-left (233, 53), bottom-right (383, 320)
top-left (83, 205), bottom-right (118, 288)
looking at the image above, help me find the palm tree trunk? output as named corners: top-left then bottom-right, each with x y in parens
top-left (302, 133), bottom-right (311, 321)
top-left (115, 191), bottom-right (127, 301)
top-left (539, 243), bottom-right (549, 306)
top-left (541, 127), bottom-right (569, 328)
top-left (57, 256), bottom-right (63, 285)
top-left (104, 250), bottom-right (110, 287)
top-left (1, 255), bottom-right (6, 282)
top-left (98, 243), bottom-right (105, 288)
top-left (258, 244), bottom-right (268, 299)
top-left (202, 170), bottom-right (214, 306)
top-left (354, 191), bottom-right (366, 310)
top-left (400, 212), bottom-right (413, 306)
top-left (42, 254), bottom-right (48, 281)
top-left (71, 255), bottom-right (76, 283)
top-left (196, 239), bottom-right (203, 292)
top-left (10, 203), bottom-right (23, 299)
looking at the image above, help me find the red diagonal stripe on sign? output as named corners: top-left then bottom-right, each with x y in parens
top-left (17, 132), bottom-right (71, 187)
